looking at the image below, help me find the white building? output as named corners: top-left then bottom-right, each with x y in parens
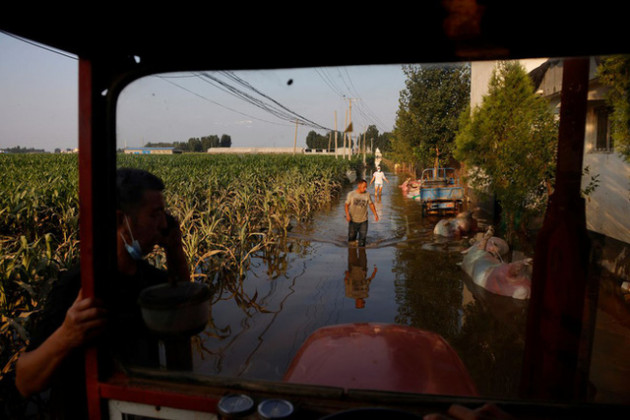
top-left (124, 147), bottom-right (180, 155)
top-left (528, 57), bottom-right (630, 246)
top-left (207, 147), bottom-right (353, 156)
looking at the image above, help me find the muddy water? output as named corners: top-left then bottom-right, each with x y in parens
top-left (190, 172), bottom-right (529, 398)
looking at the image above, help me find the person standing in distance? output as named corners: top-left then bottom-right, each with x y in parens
top-left (369, 166), bottom-right (389, 198)
top-left (345, 179), bottom-right (379, 247)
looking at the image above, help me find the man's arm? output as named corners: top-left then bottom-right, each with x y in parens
top-left (15, 289), bottom-right (106, 397)
top-left (165, 239), bottom-right (190, 284)
top-left (345, 202), bottom-right (351, 222)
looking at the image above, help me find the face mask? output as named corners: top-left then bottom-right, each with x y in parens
top-left (121, 215), bottom-right (143, 260)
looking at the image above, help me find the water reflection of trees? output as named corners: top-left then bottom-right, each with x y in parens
top-left (393, 246), bottom-right (464, 340)
top-left (453, 274), bottom-right (528, 398)
top-left (189, 236), bottom-right (311, 375)
top-left (393, 240), bottom-right (528, 398)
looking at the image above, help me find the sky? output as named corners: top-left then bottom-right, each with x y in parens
top-left (0, 30), bottom-right (410, 152)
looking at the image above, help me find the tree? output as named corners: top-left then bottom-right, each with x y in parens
top-left (374, 131), bottom-right (392, 153)
top-left (187, 137), bottom-right (203, 152)
top-left (201, 135), bottom-right (220, 150)
top-left (597, 54), bottom-right (630, 160)
top-left (454, 61), bottom-right (558, 240)
top-left (305, 130), bottom-right (326, 149)
top-left (391, 63), bottom-right (470, 167)
top-left (220, 134), bottom-right (232, 148)
top-left (305, 130), bottom-right (348, 150)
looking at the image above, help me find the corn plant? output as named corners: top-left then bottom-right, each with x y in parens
top-left (0, 152), bottom-right (354, 406)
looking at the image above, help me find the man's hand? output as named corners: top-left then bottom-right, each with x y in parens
top-left (15, 288), bottom-right (107, 397)
top-left (158, 213), bottom-right (184, 252)
top-left (159, 213), bottom-right (191, 283)
top-left (58, 289), bottom-right (107, 349)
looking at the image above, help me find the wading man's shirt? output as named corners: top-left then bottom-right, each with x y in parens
top-left (346, 190), bottom-right (373, 223)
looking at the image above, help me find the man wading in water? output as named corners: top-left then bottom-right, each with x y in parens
top-left (345, 179), bottom-right (379, 247)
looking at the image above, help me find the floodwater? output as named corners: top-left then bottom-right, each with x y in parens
top-left (149, 171), bottom-right (630, 404)
top-left (189, 171), bottom-right (530, 398)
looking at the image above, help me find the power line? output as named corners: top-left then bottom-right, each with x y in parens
top-left (196, 71), bottom-right (333, 132)
top-left (157, 75), bottom-right (292, 128)
top-left (315, 67), bottom-right (389, 133)
top-left (339, 67), bottom-right (389, 132)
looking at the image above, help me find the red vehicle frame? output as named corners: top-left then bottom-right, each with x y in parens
top-left (2, 4), bottom-right (628, 418)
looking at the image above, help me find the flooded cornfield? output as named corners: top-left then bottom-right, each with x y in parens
top-left (190, 171), bottom-right (531, 398)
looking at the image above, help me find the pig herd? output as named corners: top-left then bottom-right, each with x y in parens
top-left (433, 212), bottom-right (532, 300)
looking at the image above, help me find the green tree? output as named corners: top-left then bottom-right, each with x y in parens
top-left (597, 54), bottom-right (630, 160)
top-left (364, 125), bottom-right (379, 151)
top-left (374, 131), bottom-right (392, 153)
top-left (201, 135), bottom-right (220, 150)
top-left (454, 61), bottom-right (558, 240)
top-left (305, 130), bottom-right (349, 150)
top-left (220, 134), bottom-right (232, 148)
top-left (391, 63), bottom-right (470, 168)
top-left (187, 137), bottom-right (203, 152)
top-left (305, 130), bottom-right (328, 149)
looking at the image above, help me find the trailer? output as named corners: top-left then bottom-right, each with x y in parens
top-left (410, 167), bottom-right (464, 215)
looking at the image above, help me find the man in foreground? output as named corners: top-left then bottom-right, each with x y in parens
top-left (15, 168), bottom-right (189, 418)
top-left (345, 179), bottom-right (379, 247)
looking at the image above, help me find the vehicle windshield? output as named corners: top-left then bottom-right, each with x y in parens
top-left (111, 58), bottom-right (630, 403)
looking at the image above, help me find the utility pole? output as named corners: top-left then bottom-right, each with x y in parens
top-left (334, 111), bottom-right (338, 159)
top-left (346, 98), bottom-right (358, 161)
top-left (362, 131), bottom-right (366, 165)
top-left (293, 119), bottom-right (298, 155)
top-left (344, 110), bottom-right (348, 160)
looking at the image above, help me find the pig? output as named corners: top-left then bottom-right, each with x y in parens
top-left (484, 258), bottom-right (532, 300)
top-left (461, 238), bottom-right (532, 300)
top-left (400, 178), bottom-right (420, 198)
top-left (433, 218), bottom-right (459, 237)
top-left (482, 236), bottom-right (509, 258)
top-left (466, 227), bottom-right (509, 258)
top-left (433, 211), bottom-right (478, 238)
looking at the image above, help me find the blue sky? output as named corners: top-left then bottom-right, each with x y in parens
top-left (1, 30), bottom-right (409, 152)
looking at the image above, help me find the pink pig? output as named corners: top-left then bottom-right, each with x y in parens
top-left (461, 235), bottom-right (532, 300)
top-left (482, 258), bottom-right (532, 300)
top-left (433, 211), bottom-right (478, 238)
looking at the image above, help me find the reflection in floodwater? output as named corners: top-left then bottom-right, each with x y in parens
top-left (344, 247), bottom-right (378, 309)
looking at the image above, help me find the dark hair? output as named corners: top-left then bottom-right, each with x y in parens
top-left (357, 179), bottom-right (367, 185)
top-left (116, 168), bottom-right (165, 213)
